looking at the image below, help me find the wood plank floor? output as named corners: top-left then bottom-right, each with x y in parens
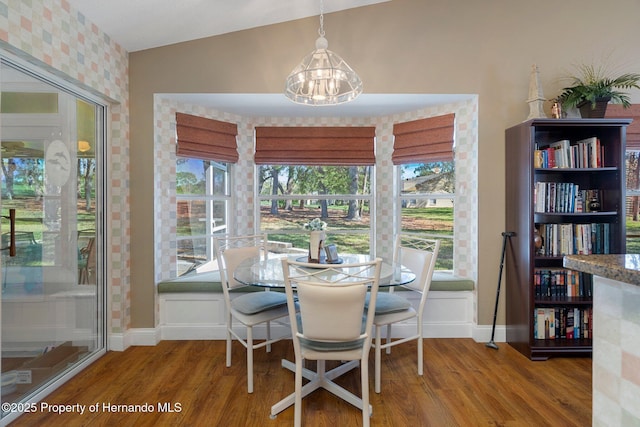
top-left (9, 339), bottom-right (591, 426)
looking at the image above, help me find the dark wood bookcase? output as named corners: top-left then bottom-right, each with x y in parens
top-left (505, 118), bottom-right (631, 360)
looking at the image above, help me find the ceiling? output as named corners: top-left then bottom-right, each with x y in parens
top-left (67, 0), bottom-right (390, 53)
top-left (68, 0), bottom-right (473, 117)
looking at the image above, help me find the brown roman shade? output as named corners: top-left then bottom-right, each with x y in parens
top-left (605, 104), bottom-right (640, 150)
top-left (176, 112), bottom-right (239, 162)
top-left (392, 113), bottom-right (455, 164)
top-left (254, 126), bottom-right (376, 165)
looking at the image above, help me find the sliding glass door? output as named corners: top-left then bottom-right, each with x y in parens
top-left (0, 59), bottom-right (105, 422)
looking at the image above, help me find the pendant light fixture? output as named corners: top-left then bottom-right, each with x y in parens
top-left (284, 0), bottom-right (363, 106)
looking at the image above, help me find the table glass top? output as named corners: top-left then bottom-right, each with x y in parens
top-left (233, 253), bottom-right (416, 288)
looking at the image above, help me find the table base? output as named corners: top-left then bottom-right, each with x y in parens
top-left (270, 359), bottom-right (372, 418)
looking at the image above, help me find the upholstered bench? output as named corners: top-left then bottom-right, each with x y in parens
top-left (158, 269), bottom-right (475, 340)
top-left (158, 270), bottom-right (473, 294)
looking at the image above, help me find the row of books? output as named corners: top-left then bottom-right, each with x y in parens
top-left (534, 268), bottom-right (593, 298)
top-left (534, 307), bottom-right (592, 340)
top-left (536, 223), bottom-right (610, 256)
top-left (534, 137), bottom-right (603, 169)
top-left (534, 182), bottom-right (602, 213)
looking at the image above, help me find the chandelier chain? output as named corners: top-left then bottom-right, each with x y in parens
top-left (318, 0), bottom-right (325, 38)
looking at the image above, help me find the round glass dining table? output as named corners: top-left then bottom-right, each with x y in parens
top-left (233, 253), bottom-right (416, 287)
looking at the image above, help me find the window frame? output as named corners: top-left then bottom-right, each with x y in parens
top-left (175, 158), bottom-right (233, 275)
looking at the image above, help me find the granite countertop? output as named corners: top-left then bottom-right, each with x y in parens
top-left (563, 254), bottom-right (640, 287)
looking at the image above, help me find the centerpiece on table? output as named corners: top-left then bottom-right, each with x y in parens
top-left (303, 218), bottom-right (327, 263)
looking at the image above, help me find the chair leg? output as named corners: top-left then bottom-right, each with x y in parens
top-left (417, 336), bottom-right (423, 376)
top-left (226, 314), bottom-right (232, 367)
top-left (417, 320), bottom-right (423, 376)
top-left (361, 356), bottom-right (371, 427)
top-left (294, 357), bottom-right (303, 427)
top-left (385, 324), bottom-right (392, 354)
top-left (247, 326), bottom-right (254, 393)
top-left (375, 326), bottom-right (382, 394)
top-left (266, 320), bottom-right (272, 352)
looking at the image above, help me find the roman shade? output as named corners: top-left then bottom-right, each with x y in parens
top-left (605, 104), bottom-right (640, 150)
top-left (392, 113), bottom-right (455, 164)
top-left (254, 126), bottom-right (376, 165)
top-left (176, 112), bottom-right (239, 163)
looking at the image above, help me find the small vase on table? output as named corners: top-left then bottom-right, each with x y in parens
top-left (308, 230), bottom-right (325, 263)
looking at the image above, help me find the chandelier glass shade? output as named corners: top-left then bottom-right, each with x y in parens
top-left (284, 3), bottom-right (362, 106)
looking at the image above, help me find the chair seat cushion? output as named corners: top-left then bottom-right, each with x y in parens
top-left (366, 292), bottom-right (412, 314)
top-left (231, 291), bottom-right (288, 315)
top-left (299, 336), bottom-right (365, 352)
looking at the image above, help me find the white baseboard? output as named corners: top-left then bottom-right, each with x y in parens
top-left (472, 324), bottom-right (506, 344)
top-left (113, 323), bottom-right (507, 349)
top-left (109, 328), bottom-right (160, 351)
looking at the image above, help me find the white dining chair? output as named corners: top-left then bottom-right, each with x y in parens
top-left (370, 234), bottom-right (440, 393)
top-left (281, 257), bottom-right (382, 427)
top-left (213, 234), bottom-right (290, 393)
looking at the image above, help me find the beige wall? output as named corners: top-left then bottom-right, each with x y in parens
top-left (129, 0), bottom-right (640, 328)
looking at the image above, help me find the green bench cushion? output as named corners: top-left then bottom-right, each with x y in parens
top-left (158, 271), bottom-right (263, 294)
top-left (157, 270), bottom-right (474, 294)
top-left (429, 271), bottom-right (475, 292)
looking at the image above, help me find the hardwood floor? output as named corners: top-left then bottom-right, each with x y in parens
top-left (9, 339), bottom-right (591, 426)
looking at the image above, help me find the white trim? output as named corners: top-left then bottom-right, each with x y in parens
top-left (109, 328), bottom-right (161, 351)
top-left (110, 323), bottom-right (506, 348)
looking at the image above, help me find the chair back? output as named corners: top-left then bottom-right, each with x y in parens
top-left (214, 234), bottom-right (267, 292)
top-left (393, 234), bottom-right (440, 296)
top-left (282, 258), bottom-right (382, 352)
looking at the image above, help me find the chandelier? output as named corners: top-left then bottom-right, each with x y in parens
top-left (284, 0), bottom-right (363, 106)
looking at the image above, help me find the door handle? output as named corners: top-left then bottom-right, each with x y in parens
top-left (1, 208), bottom-right (16, 257)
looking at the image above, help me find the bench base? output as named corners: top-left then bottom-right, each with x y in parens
top-left (158, 290), bottom-right (474, 340)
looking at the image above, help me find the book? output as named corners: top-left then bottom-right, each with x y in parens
top-left (549, 139), bottom-right (570, 168)
top-left (575, 137), bottom-right (601, 168)
top-left (536, 308), bottom-right (546, 339)
top-left (566, 309), bottom-right (574, 339)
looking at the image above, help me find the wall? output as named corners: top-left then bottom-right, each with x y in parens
top-left (1, 0), bottom-right (130, 344)
top-left (130, 0), bottom-right (640, 330)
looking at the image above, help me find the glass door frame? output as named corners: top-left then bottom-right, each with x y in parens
top-left (0, 52), bottom-right (107, 426)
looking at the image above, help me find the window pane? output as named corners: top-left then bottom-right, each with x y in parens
top-left (626, 151), bottom-right (640, 191)
top-left (400, 161), bottom-right (454, 270)
top-left (177, 200), bottom-right (207, 236)
top-left (400, 161), bottom-right (454, 195)
top-left (258, 165), bottom-right (371, 196)
top-left (177, 236), bottom-right (209, 275)
top-left (258, 165), bottom-right (373, 254)
top-left (267, 232), bottom-right (371, 255)
top-left (177, 159), bottom-right (229, 196)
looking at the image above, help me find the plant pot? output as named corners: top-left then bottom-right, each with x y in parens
top-left (578, 96), bottom-right (611, 118)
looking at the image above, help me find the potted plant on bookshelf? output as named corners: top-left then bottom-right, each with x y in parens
top-left (556, 64), bottom-right (640, 118)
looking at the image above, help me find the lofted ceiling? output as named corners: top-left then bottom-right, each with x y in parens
top-left (66, 0), bottom-right (391, 53)
top-left (67, 0), bottom-right (473, 117)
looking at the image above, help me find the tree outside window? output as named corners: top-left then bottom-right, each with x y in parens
top-left (258, 165), bottom-right (373, 255)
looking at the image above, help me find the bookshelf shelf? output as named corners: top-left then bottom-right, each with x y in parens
top-left (504, 118), bottom-right (631, 360)
top-left (535, 167), bottom-right (618, 172)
